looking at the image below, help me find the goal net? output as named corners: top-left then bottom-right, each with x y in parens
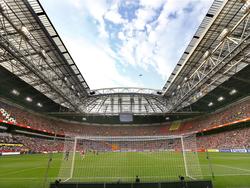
top-left (58, 134), bottom-right (202, 182)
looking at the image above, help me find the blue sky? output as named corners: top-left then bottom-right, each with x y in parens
top-left (40, 0), bottom-right (213, 89)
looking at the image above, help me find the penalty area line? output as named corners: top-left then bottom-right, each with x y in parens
top-left (215, 164), bottom-right (250, 173)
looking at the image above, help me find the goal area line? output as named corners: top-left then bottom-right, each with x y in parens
top-left (0, 173), bottom-right (250, 181)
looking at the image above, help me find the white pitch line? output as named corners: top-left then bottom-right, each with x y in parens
top-left (212, 157), bottom-right (250, 160)
top-left (215, 164), bottom-right (250, 173)
top-left (0, 177), bottom-right (57, 180)
top-left (67, 164), bottom-right (201, 168)
top-left (69, 173), bottom-right (250, 180)
top-left (203, 173), bottom-right (250, 177)
top-left (63, 177), bottom-right (71, 182)
top-left (0, 173), bottom-right (250, 181)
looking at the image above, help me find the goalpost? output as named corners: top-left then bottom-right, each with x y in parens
top-left (58, 134), bottom-right (202, 182)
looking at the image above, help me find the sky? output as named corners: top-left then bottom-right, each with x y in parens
top-left (40, 0), bottom-right (214, 90)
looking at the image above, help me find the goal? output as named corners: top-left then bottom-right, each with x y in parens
top-left (58, 134), bottom-right (202, 182)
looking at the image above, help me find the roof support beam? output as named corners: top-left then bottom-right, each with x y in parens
top-left (166, 9), bottom-right (250, 112)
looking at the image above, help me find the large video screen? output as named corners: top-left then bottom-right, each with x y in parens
top-left (119, 113), bottom-right (133, 122)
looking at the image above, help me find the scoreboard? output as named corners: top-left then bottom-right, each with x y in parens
top-left (119, 113), bottom-right (133, 123)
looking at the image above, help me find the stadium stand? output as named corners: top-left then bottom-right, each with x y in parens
top-left (179, 98), bottom-right (250, 134)
top-left (1, 95), bottom-right (249, 154)
top-left (169, 121), bottom-right (181, 131)
top-left (1, 98), bottom-right (249, 137)
top-left (14, 134), bottom-right (64, 153)
top-left (0, 132), bottom-right (64, 154)
top-left (197, 126), bottom-right (250, 149)
top-left (1, 124), bottom-right (249, 154)
top-left (76, 139), bottom-right (182, 152)
top-left (0, 133), bottom-right (25, 153)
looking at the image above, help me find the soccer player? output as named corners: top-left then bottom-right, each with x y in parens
top-left (80, 149), bottom-right (85, 159)
top-left (64, 150), bottom-right (69, 161)
top-left (135, 175), bottom-right (140, 183)
top-left (55, 179), bottom-right (61, 188)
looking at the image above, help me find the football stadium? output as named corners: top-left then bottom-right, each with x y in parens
top-left (0, 0), bottom-right (250, 188)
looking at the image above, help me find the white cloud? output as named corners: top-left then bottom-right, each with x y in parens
top-left (41, 0), bottom-right (214, 89)
top-left (71, 0), bottom-right (109, 39)
top-left (118, 31), bottom-right (126, 41)
top-left (62, 36), bottom-right (142, 89)
top-left (139, 0), bottom-right (165, 9)
top-left (105, 10), bottom-right (125, 24)
top-left (114, 0), bottom-right (214, 81)
top-left (104, 3), bottom-right (127, 24)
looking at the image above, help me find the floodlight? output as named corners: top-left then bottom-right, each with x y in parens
top-left (37, 102), bottom-right (43, 107)
top-left (40, 49), bottom-right (47, 59)
top-left (208, 102), bottom-right (213, 107)
top-left (64, 77), bottom-right (68, 82)
top-left (172, 92), bottom-right (175, 96)
top-left (202, 50), bottom-right (210, 60)
top-left (0, 1), bottom-right (6, 12)
top-left (229, 89), bottom-right (237, 95)
top-left (20, 26), bottom-right (31, 39)
top-left (71, 85), bottom-right (75, 90)
top-left (11, 89), bottom-right (20, 96)
top-left (177, 85), bottom-right (181, 90)
top-left (218, 28), bottom-right (229, 41)
top-left (241, 0), bottom-right (250, 13)
top-left (26, 97), bottom-right (32, 102)
top-left (199, 91), bottom-right (203, 97)
top-left (184, 77), bottom-right (188, 81)
top-left (217, 96), bottom-right (224, 102)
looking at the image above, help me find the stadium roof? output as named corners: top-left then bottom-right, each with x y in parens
top-left (82, 87), bottom-right (166, 115)
top-left (0, 0), bottom-right (249, 117)
top-left (163, 0), bottom-right (250, 112)
top-left (0, 0), bottom-right (89, 112)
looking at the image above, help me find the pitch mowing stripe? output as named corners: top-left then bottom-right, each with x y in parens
top-left (60, 164), bottom-right (208, 168)
top-left (0, 166), bottom-right (42, 177)
top-left (0, 166), bottom-right (60, 169)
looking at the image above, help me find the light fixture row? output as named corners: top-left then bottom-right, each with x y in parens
top-left (208, 89), bottom-right (238, 107)
top-left (11, 89), bottom-right (43, 107)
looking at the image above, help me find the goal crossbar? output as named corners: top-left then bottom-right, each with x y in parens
top-left (74, 135), bottom-right (187, 142)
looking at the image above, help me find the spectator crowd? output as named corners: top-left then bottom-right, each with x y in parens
top-left (0, 98), bottom-right (249, 153)
top-left (197, 126), bottom-right (250, 149)
top-left (0, 98), bottom-right (249, 136)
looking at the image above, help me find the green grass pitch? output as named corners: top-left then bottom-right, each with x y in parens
top-left (0, 152), bottom-right (250, 188)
